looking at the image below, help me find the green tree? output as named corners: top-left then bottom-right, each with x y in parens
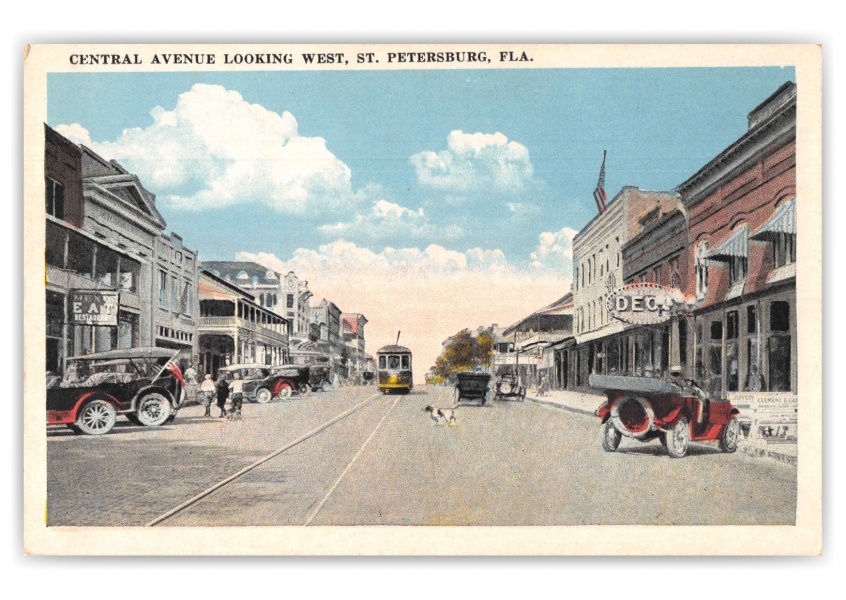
top-left (433, 328), bottom-right (494, 376)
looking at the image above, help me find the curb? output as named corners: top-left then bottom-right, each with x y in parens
top-left (527, 396), bottom-right (798, 466)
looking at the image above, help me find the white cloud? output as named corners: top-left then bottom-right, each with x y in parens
top-left (56, 84), bottom-right (354, 213)
top-left (319, 199), bottom-right (464, 242)
top-left (238, 240), bottom-right (569, 379)
top-left (530, 226), bottom-right (578, 272)
top-left (410, 130), bottom-right (535, 193)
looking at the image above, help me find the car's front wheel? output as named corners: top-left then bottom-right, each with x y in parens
top-left (666, 417), bottom-right (690, 458)
top-left (719, 417), bottom-right (740, 453)
top-left (298, 384), bottom-right (311, 396)
top-left (135, 393), bottom-right (172, 427)
top-left (277, 384), bottom-right (292, 399)
top-left (601, 421), bottom-right (622, 452)
top-left (76, 399), bottom-right (117, 435)
top-left (320, 380), bottom-right (332, 393)
top-left (255, 387), bottom-right (273, 404)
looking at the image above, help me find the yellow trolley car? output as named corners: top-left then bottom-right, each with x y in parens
top-left (376, 344), bottom-right (413, 394)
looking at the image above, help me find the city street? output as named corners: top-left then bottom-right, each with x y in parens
top-left (47, 385), bottom-right (797, 527)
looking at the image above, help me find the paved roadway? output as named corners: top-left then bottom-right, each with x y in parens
top-left (46, 385), bottom-right (797, 527)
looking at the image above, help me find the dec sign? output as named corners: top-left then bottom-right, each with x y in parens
top-left (606, 283), bottom-right (678, 325)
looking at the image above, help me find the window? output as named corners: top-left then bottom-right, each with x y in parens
top-left (729, 255), bottom-right (748, 284)
top-left (121, 257), bottom-right (140, 293)
top-left (45, 178), bottom-right (65, 219)
top-left (182, 280), bottom-right (193, 316)
top-left (710, 321), bottom-right (723, 341)
top-left (159, 270), bottom-right (168, 308)
top-left (769, 301), bottom-right (792, 391)
top-left (652, 267), bottom-right (661, 285)
top-left (95, 247), bottom-right (120, 288)
top-left (66, 231), bottom-right (94, 278)
top-left (401, 355), bottom-right (410, 370)
top-left (773, 233), bottom-right (796, 269)
top-left (695, 241), bottom-right (709, 298)
top-left (726, 311), bottom-right (739, 340)
top-left (287, 294), bottom-right (294, 308)
top-left (46, 221), bottom-right (67, 268)
top-left (171, 275), bottom-right (179, 312)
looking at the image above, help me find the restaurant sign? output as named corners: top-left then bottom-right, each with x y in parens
top-left (607, 283), bottom-right (680, 325)
top-left (70, 291), bottom-right (119, 326)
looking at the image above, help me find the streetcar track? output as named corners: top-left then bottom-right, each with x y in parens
top-left (146, 392), bottom-right (382, 527)
top-left (303, 394), bottom-right (401, 525)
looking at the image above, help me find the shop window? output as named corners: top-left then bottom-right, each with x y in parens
top-left (46, 291), bottom-right (64, 339)
top-left (45, 178), bottom-right (65, 220)
top-left (66, 231), bottom-right (94, 279)
top-left (45, 221), bottom-right (67, 268)
top-left (726, 341), bottom-right (739, 391)
top-left (159, 270), bottom-right (168, 308)
top-left (773, 233), bottom-right (796, 269)
top-left (710, 321), bottom-right (723, 341)
top-left (768, 300), bottom-right (791, 393)
top-left (746, 339), bottom-right (765, 391)
top-left (287, 294), bottom-right (294, 309)
top-left (607, 339), bottom-right (620, 374)
top-left (768, 336), bottom-right (791, 392)
top-left (707, 344), bottom-right (722, 398)
top-left (117, 312), bottom-right (138, 349)
top-left (678, 319), bottom-right (687, 367)
top-left (694, 324), bottom-right (705, 382)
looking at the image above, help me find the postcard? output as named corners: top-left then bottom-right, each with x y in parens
top-left (23, 43), bottom-right (822, 555)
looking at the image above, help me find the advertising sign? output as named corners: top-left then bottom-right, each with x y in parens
top-left (70, 291), bottom-right (119, 326)
top-left (607, 283), bottom-right (680, 325)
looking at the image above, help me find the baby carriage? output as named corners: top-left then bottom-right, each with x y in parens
top-left (227, 393), bottom-right (243, 421)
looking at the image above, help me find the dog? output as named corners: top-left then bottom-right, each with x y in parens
top-left (226, 394), bottom-right (243, 421)
top-left (424, 405), bottom-right (457, 427)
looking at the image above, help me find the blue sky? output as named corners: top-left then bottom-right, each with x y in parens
top-left (48, 67), bottom-right (794, 266)
top-left (47, 66), bottom-right (795, 370)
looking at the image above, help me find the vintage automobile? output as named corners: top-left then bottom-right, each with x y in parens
top-left (308, 365), bottom-right (333, 392)
top-left (217, 363), bottom-right (311, 403)
top-left (494, 373), bottom-right (526, 401)
top-left (270, 365), bottom-right (313, 397)
top-left (46, 347), bottom-right (185, 435)
top-left (591, 373), bottom-right (740, 458)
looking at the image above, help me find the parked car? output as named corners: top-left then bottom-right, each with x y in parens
top-left (47, 348), bottom-right (185, 435)
top-left (591, 374), bottom-right (741, 458)
top-left (270, 365), bottom-right (312, 396)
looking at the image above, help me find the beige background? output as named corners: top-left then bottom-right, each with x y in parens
top-left (22, 43), bottom-right (822, 555)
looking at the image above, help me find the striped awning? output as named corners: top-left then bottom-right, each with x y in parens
top-left (707, 225), bottom-right (748, 262)
top-left (751, 199), bottom-right (796, 240)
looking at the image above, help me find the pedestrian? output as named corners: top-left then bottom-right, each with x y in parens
top-left (228, 373), bottom-right (244, 420)
top-left (199, 373), bottom-right (215, 418)
top-left (215, 373), bottom-right (230, 418)
top-left (184, 362), bottom-right (198, 404)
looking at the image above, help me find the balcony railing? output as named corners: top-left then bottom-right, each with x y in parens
top-left (198, 316), bottom-right (287, 344)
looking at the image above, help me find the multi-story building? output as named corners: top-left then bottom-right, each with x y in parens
top-left (196, 269), bottom-right (289, 377)
top-left (45, 125), bottom-right (199, 375)
top-left (282, 271), bottom-right (314, 357)
top-left (202, 261), bottom-right (282, 313)
top-left (569, 187), bottom-right (678, 387)
top-left (678, 82), bottom-right (797, 409)
top-left (497, 295), bottom-right (573, 388)
top-left (341, 313), bottom-right (368, 379)
top-left (310, 298), bottom-right (343, 376)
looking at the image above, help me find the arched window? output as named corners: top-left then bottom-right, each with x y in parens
top-left (236, 270), bottom-right (249, 281)
top-left (695, 241), bottom-right (710, 299)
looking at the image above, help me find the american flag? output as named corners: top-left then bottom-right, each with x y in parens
top-left (152, 351), bottom-right (185, 388)
top-left (593, 150), bottom-right (607, 215)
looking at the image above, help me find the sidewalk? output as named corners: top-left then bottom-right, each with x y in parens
top-left (525, 389), bottom-right (797, 466)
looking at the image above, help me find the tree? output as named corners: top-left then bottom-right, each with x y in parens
top-left (433, 328), bottom-right (494, 376)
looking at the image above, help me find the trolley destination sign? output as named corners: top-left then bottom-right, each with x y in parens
top-left (606, 283), bottom-right (679, 326)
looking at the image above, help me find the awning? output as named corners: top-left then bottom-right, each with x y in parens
top-left (751, 199), bottom-right (796, 240)
top-left (706, 225), bottom-right (748, 262)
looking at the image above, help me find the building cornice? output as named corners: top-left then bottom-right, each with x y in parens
top-left (678, 100), bottom-right (796, 208)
